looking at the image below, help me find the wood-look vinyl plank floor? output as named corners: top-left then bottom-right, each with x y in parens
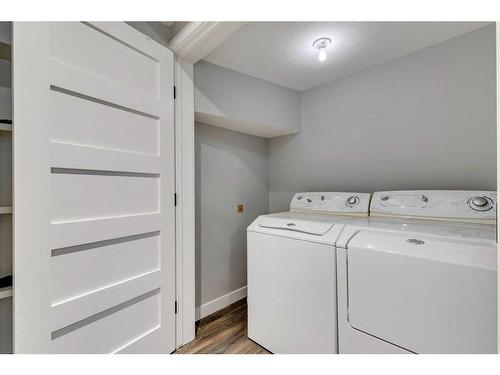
top-left (175, 298), bottom-right (270, 354)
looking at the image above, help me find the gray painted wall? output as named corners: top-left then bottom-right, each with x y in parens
top-left (195, 123), bottom-right (268, 307)
top-left (268, 25), bottom-right (497, 212)
top-left (126, 22), bottom-right (171, 47)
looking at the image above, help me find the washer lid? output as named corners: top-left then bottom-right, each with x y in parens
top-left (259, 216), bottom-right (334, 236)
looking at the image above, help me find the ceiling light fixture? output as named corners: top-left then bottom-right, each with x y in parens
top-left (313, 37), bottom-right (331, 62)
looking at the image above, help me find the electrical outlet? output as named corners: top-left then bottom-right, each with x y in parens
top-left (237, 204), bottom-right (244, 213)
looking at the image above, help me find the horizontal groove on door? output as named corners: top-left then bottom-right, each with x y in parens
top-left (50, 22), bottom-right (158, 98)
top-left (113, 325), bottom-right (161, 354)
top-left (82, 22), bottom-right (158, 62)
top-left (51, 172), bottom-right (159, 222)
top-left (50, 231), bottom-right (161, 304)
top-left (51, 167), bottom-right (159, 178)
top-left (50, 90), bottom-right (159, 156)
top-left (51, 270), bottom-right (162, 332)
top-left (49, 60), bottom-right (160, 117)
top-left (51, 288), bottom-right (160, 340)
top-left (50, 213), bottom-right (161, 249)
top-left (51, 231), bottom-right (160, 256)
top-left (50, 143), bottom-right (161, 174)
top-left (50, 85), bottom-right (159, 120)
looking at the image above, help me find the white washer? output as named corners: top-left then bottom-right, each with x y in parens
top-left (247, 192), bottom-right (371, 354)
top-left (336, 190), bottom-right (497, 354)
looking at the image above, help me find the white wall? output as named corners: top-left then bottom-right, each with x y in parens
top-left (268, 25), bottom-right (497, 212)
top-left (195, 122), bottom-right (268, 318)
top-left (195, 61), bottom-right (301, 138)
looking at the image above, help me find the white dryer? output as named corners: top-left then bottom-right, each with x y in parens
top-left (336, 190), bottom-right (497, 354)
top-left (247, 192), bottom-right (371, 354)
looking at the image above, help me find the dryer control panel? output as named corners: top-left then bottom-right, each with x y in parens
top-left (370, 190), bottom-right (497, 223)
top-left (290, 192), bottom-right (371, 215)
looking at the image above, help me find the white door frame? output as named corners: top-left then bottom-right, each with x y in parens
top-left (170, 22), bottom-right (246, 348)
top-left (496, 21), bottom-right (500, 354)
top-left (174, 58), bottom-right (195, 347)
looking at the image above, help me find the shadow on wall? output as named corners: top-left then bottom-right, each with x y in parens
top-left (229, 225), bottom-right (248, 292)
top-left (195, 132), bottom-right (202, 310)
top-left (194, 122), bottom-right (269, 314)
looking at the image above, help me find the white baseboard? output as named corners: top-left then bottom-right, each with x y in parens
top-left (196, 286), bottom-right (247, 321)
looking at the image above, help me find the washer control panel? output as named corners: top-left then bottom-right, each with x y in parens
top-left (370, 190), bottom-right (496, 221)
top-left (290, 192), bottom-right (371, 215)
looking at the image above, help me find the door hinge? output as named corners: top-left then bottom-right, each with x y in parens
top-left (173, 85), bottom-right (177, 99)
top-left (174, 193), bottom-right (177, 206)
top-left (175, 301), bottom-right (178, 314)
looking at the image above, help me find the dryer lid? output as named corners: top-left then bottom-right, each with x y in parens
top-left (346, 229), bottom-right (496, 269)
top-left (259, 217), bottom-right (334, 236)
top-left (345, 230), bottom-right (497, 353)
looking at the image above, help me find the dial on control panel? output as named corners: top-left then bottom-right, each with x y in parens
top-left (346, 196), bottom-right (359, 206)
top-left (468, 196), bottom-right (493, 211)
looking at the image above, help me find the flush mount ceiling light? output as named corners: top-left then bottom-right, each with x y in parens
top-left (312, 37), bottom-right (331, 62)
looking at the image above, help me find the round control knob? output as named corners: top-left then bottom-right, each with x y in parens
top-left (468, 196), bottom-right (493, 211)
top-left (347, 196), bottom-right (359, 206)
top-left (471, 196), bottom-right (488, 207)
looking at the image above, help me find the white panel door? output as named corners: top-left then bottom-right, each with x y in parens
top-left (13, 22), bottom-right (176, 353)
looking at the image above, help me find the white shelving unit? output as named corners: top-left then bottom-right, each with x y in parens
top-left (0, 21), bottom-right (12, 354)
top-left (0, 123), bottom-right (11, 132)
top-left (0, 286), bottom-right (12, 300)
top-left (0, 207), bottom-right (12, 214)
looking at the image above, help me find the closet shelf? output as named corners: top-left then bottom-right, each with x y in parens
top-left (0, 206), bottom-right (12, 214)
top-left (0, 123), bottom-right (12, 132)
top-left (0, 286), bottom-right (12, 300)
top-left (0, 41), bottom-right (11, 61)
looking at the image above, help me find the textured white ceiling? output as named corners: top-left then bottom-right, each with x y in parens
top-left (204, 22), bottom-right (491, 91)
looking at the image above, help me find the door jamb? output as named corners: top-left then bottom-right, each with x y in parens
top-left (174, 58), bottom-right (195, 348)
